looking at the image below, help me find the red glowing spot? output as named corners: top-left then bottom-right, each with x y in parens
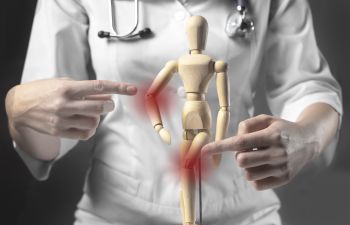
top-left (131, 81), bottom-right (176, 120)
top-left (131, 80), bottom-right (215, 183)
top-left (168, 147), bottom-right (213, 183)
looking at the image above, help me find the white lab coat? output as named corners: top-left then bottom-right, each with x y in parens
top-left (17, 0), bottom-right (342, 224)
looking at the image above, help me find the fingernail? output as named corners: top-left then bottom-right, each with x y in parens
top-left (126, 86), bottom-right (137, 95)
top-left (103, 100), bottom-right (115, 112)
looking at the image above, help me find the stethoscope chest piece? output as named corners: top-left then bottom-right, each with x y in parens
top-left (225, 1), bottom-right (255, 39)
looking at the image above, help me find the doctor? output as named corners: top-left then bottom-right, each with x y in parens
top-left (5, 0), bottom-right (342, 224)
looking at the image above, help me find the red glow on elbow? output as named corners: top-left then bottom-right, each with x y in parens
top-left (131, 82), bottom-right (176, 119)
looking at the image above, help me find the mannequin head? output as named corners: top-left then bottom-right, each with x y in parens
top-left (185, 16), bottom-right (208, 53)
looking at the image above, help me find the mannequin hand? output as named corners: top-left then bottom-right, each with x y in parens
top-left (154, 124), bottom-right (171, 144)
top-left (202, 114), bottom-right (320, 190)
top-left (159, 128), bottom-right (171, 145)
top-left (6, 78), bottom-right (137, 140)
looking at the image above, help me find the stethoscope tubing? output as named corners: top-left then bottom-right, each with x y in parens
top-left (110, 0), bottom-right (139, 39)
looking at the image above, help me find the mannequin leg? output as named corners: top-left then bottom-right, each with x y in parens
top-left (180, 131), bottom-right (210, 225)
top-left (181, 165), bottom-right (196, 225)
top-left (180, 139), bottom-right (192, 225)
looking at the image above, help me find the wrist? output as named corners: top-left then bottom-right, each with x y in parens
top-left (6, 86), bottom-right (33, 147)
top-left (295, 103), bottom-right (340, 158)
top-left (295, 121), bottom-right (322, 160)
top-left (5, 85), bottom-right (31, 133)
top-left (154, 124), bottom-right (163, 132)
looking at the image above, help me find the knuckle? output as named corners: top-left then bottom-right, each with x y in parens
top-left (89, 129), bottom-right (97, 137)
top-left (278, 163), bottom-right (288, 175)
top-left (278, 150), bottom-right (288, 161)
top-left (270, 149), bottom-right (287, 163)
top-left (237, 154), bottom-right (249, 167)
top-left (258, 114), bottom-right (270, 120)
top-left (90, 129), bottom-right (97, 137)
top-left (235, 136), bottom-right (247, 148)
top-left (252, 181), bottom-right (262, 191)
top-left (49, 115), bottom-right (59, 128)
top-left (118, 83), bottom-right (127, 93)
top-left (95, 103), bottom-right (105, 114)
top-left (80, 130), bottom-right (94, 140)
top-left (262, 127), bottom-right (272, 136)
top-left (260, 152), bottom-right (272, 163)
top-left (258, 114), bottom-right (274, 124)
top-left (58, 83), bottom-right (72, 96)
top-left (271, 130), bottom-right (282, 143)
top-left (53, 98), bottom-right (66, 114)
top-left (94, 80), bottom-right (105, 91)
top-left (238, 121), bottom-right (248, 132)
top-left (48, 120), bottom-right (60, 135)
top-left (245, 170), bottom-right (254, 181)
top-left (272, 131), bottom-right (282, 144)
top-left (79, 133), bottom-right (89, 140)
top-left (56, 116), bottom-right (63, 124)
top-left (50, 127), bottom-right (59, 136)
top-left (90, 117), bottom-right (100, 128)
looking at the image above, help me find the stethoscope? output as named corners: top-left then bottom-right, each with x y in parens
top-left (98, 0), bottom-right (255, 41)
top-left (98, 0), bottom-right (152, 40)
top-left (226, 0), bottom-right (255, 38)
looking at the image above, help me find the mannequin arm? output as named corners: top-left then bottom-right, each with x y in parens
top-left (213, 61), bottom-right (230, 165)
top-left (145, 60), bottom-right (178, 144)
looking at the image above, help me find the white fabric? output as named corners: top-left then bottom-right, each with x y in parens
top-left (16, 0), bottom-right (342, 224)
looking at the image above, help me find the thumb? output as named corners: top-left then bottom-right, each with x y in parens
top-left (238, 114), bottom-right (273, 135)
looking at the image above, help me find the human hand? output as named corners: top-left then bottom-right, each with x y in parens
top-left (202, 114), bottom-right (319, 190)
top-left (6, 78), bottom-right (137, 140)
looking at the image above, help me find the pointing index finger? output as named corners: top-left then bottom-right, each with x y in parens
top-left (202, 130), bottom-right (272, 155)
top-left (71, 80), bottom-right (137, 97)
top-left (201, 138), bottom-right (239, 156)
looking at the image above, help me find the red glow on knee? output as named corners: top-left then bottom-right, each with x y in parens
top-left (168, 147), bottom-right (212, 183)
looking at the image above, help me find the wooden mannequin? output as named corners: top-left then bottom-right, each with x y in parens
top-left (145, 16), bottom-right (230, 225)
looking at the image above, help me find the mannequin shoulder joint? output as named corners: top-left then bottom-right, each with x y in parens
top-left (214, 61), bottom-right (227, 73)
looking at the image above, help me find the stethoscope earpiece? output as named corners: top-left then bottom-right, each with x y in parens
top-left (98, 27), bottom-right (152, 40)
top-left (98, 31), bottom-right (111, 39)
top-left (138, 28), bottom-right (153, 38)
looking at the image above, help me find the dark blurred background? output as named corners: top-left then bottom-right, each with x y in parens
top-left (0, 1), bottom-right (349, 225)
